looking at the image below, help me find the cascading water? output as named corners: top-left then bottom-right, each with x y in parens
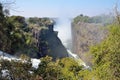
top-left (54, 17), bottom-right (88, 67)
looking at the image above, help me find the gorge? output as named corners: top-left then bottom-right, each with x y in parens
top-left (54, 15), bottom-right (113, 66)
top-left (0, 0), bottom-right (120, 79)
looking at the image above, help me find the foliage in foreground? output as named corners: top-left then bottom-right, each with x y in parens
top-left (90, 24), bottom-right (120, 80)
top-left (80, 24), bottom-right (120, 80)
top-left (0, 56), bottom-right (84, 80)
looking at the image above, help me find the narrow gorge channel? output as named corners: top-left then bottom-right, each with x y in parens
top-left (54, 18), bottom-right (87, 66)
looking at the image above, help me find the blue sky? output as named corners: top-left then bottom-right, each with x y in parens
top-left (9, 0), bottom-right (119, 18)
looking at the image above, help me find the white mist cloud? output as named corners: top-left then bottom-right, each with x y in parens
top-left (54, 17), bottom-right (72, 46)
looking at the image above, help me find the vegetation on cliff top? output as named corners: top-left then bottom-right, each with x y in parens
top-left (73, 14), bottom-right (114, 25)
top-left (0, 3), bottom-right (54, 57)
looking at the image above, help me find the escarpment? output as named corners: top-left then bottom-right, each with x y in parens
top-left (71, 14), bottom-right (114, 65)
top-left (30, 18), bottom-right (68, 60)
top-left (72, 22), bottom-right (107, 65)
top-left (1, 16), bottom-right (68, 59)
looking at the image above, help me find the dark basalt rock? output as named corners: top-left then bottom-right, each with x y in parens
top-left (32, 24), bottom-right (68, 60)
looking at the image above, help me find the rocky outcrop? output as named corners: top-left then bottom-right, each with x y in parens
top-left (72, 22), bottom-right (107, 65)
top-left (32, 24), bottom-right (68, 60)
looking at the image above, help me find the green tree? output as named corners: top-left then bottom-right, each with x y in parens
top-left (35, 56), bottom-right (61, 80)
top-left (58, 58), bottom-right (83, 80)
top-left (73, 14), bottom-right (90, 23)
top-left (89, 24), bottom-right (120, 80)
top-left (35, 56), bottom-right (83, 80)
top-left (0, 55), bottom-right (35, 80)
top-left (0, 3), bottom-right (11, 52)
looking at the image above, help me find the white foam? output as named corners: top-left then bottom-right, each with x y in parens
top-left (0, 51), bottom-right (41, 69)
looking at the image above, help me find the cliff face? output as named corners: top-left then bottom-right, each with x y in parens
top-left (32, 24), bottom-right (68, 60)
top-left (72, 22), bottom-right (107, 65)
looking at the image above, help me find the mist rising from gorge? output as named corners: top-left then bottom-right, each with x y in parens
top-left (54, 17), bottom-right (72, 49)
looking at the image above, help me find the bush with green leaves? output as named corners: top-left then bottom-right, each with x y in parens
top-left (87, 24), bottom-right (120, 80)
top-left (35, 56), bottom-right (84, 80)
top-left (0, 56), bottom-right (33, 79)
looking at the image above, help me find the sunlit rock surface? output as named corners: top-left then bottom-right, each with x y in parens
top-left (72, 22), bottom-right (107, 66)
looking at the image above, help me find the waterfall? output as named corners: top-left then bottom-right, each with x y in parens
top-left (54, 17), bottom-right (72, 48)
top-left (54, 17), bottom-right (88, 67)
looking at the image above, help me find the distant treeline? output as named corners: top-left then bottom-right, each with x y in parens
top-left (73, 14), bottom-right (114, 25)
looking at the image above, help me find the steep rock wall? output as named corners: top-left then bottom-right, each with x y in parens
top-left (32, 24), bottom-right (68, 60)
top-left (72, 22), bottom-right (107, 65)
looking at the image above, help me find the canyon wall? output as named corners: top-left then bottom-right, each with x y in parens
top-left (72, 22), bottom-right (107, 65)
top-left (31, 24), bottom-right (68, 60)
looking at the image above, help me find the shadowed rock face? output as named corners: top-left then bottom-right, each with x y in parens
top-left (32, 24), bottom-right (68, 60)
top-left (72, 22), bottom-right (107, 65)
